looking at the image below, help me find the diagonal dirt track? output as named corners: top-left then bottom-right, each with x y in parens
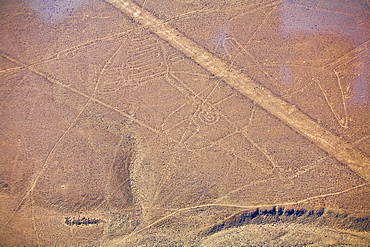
top-left (0, 0), bottom-right (369, 246)
top-left (104, 0), bottom-right (370, 183)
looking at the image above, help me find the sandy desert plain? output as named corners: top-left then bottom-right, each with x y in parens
top-left (1, 0), bottom-right (370, 246)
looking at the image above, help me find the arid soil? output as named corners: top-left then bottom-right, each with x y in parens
top-left (1, 0), bottom-right (370, 246)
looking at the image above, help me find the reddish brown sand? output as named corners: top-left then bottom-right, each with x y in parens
top-left (1, 0), bottom-right (369, 246)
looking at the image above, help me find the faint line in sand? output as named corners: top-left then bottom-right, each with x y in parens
top-left (104, 0), bottom-right (370, 183)
top-left (107, 182), bottom-right (368, 245)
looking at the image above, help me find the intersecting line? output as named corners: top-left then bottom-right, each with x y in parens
top-left (104, 0), bottom-right (370, 183)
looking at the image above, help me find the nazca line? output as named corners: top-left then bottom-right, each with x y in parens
top-left (104, 0), bottom-right (370, 183)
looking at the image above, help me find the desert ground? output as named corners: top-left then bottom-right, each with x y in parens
top-left (1, 0), bottom-right (370, 246)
